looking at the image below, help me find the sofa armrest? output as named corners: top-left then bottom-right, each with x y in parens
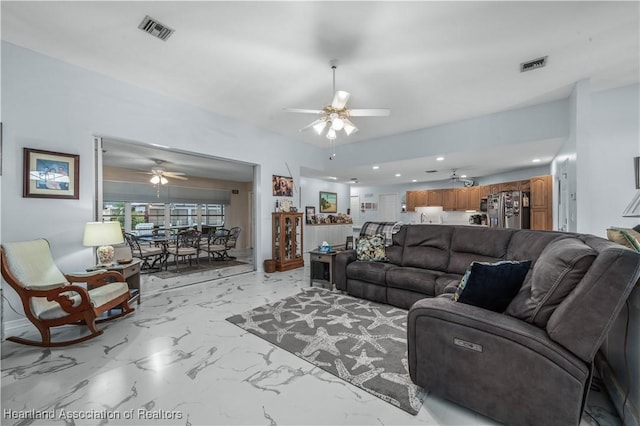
top-left (335, 250), bottom-right (357, 291)
top-left (407, 296), bottom-right (591, 426)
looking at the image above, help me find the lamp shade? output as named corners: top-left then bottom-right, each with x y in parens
top-left (83, 221), bottom-right (124, 246)
top-left (83, 221), bottom-right (123, 265)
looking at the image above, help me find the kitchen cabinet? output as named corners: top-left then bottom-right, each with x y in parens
top-left (468, 186), bottom-right (481, 211)
top-left (530, 175), bottom-right (552, 230)
top-left (455, 188), bottom-right (469, 211)
top-left (406, 190), bottom-right (427, 211)
top-left (479, 185), bottom-right (490, 199)
top-left (490, 184), bottom-right (501, 195)
top-left (500, 180), bottom-right (520, 192)
top-left (272, 212), bottom-right (304, 271)
top-left (442, 189), bottom-right (456, 211)
top-left (427, 190), bottom-right (443, 206)
top-left (520, 180), bottom-right (531, 192)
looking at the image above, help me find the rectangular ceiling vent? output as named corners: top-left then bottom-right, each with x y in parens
top-left (520, 56), bottom-right (548, 73)
top-left (138, 15), bottom-right (174, 41)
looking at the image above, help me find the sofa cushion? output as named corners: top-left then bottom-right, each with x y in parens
top-left (356, 234), bottom-right (388, 261)
top-left (435, 273), bottom-right (464, 295)
top-left (346, 261), bottom-right (394, 285)
top-left (401, 225), bottom-right (453, 271)
top-left (506, 237), bottom-right (597, 327)
top-left (454, 260), bottom-right (531, 313)
top-left (447, 227), bottom-right (514, 274)
top-left (386, 266), bottom-right (443, 297)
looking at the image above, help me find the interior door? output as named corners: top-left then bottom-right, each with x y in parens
top-left (378, 193), bottom-right (398, 222)
top-left (350, 195), bottom-right (360, 225)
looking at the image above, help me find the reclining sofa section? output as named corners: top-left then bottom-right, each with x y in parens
top-left (334, 224), bottom-right (640, 426)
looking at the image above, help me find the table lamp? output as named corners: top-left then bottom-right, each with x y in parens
top-left (83, 221), bottom-right (124, 265)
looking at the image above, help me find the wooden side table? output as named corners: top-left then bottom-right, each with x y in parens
top-left (309, 250), bottom-right (338, 289)
top-left (88, 259), bottom-right (142, 304)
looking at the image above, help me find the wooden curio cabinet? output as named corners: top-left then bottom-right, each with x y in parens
top-left (272, 212), bottom-right (304, 271)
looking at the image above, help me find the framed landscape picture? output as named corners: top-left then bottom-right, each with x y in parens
top-left (319, 191), bottom-right (337, 213)
top-left (23, 148), bottom-right (79, 199)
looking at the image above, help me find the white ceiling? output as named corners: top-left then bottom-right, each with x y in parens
top-left (2, 1), bottom-right (639, 185)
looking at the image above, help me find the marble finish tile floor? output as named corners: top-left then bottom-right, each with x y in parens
top-left (1, 257), bottom-right (621, 426)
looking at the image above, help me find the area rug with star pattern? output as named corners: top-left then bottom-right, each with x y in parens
top-left (225, 288), bottom-right (425, 415)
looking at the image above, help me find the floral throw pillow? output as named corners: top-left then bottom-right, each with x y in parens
top-left (356, 234), bottom-right (388, 262)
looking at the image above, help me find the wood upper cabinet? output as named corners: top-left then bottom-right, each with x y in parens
top-left (427, 189), bottom-right (443, 207)
top-left (406, 190), bottom-right (428, 211)
top-left (468, 186), bottom-right (481, 211)
top-left (479, 185), bottom-right (490, 199)
top-left (500, 180), bottom-right (520, 192)
top-left (442, 189), bottom-right (456, 211)
top-left (530, 175), bottom-right (552, 230)
top-left (490, 184), bottom-right (501, 195)
top-left (520, 180), bottom-right (531, 192)
top-left (455, 188), bottom-right (469, 211)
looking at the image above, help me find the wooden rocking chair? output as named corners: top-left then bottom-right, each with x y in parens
top-left (1, 239), bottom-right (135, 347)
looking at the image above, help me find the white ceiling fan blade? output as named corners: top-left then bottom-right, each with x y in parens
top-left (166, 174), bottom-right (188, 180)
top-left (163, 171), bottom-right (186, 176)
top-left (348, 108), bottom-right (391, 117)
top-left (299, 119), bottom-right (326, 133)
top-left (283, 108), bottom-right (324, 114)
top-left (331, 91), bottom-right (350, 109)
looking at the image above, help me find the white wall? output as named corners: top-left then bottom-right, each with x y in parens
top-left (0, 42), bottom-right (325, 324)
top-left (578, 83), bottom-right (640, 235)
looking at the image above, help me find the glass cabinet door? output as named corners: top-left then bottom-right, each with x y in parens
top-left (273, 215), bottom-right (281, 261)
top-left (284, 216), bottom-right (293, 260)
top-left (294, 215), bottom-right (302, 259)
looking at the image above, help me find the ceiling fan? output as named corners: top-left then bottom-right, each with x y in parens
top-left (450, 169), bottom-right (475, 187)
top-left (284, 63), bottom-right (390, 158)
top-left (146, 159), bottom-right (188, 185)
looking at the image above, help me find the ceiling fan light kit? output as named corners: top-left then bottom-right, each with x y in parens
top-left (284, 63), bottom-right (390, 156)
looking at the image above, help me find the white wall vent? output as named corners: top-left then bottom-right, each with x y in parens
top-left (138, 15), bottom-right (174, 41)
top-left (520, 56), bottom-right (548, 73)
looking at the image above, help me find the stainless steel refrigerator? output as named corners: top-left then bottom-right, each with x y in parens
top-left (487, 191), bottom-right (530, 229)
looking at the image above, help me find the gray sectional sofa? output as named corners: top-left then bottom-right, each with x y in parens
top-left (335, 224), bottom-right (640, 426)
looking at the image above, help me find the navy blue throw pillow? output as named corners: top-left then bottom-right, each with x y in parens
top-left (454, 260), bottom-right (532, 313)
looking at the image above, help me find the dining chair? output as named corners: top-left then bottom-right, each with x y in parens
top-left (205, 229), bottom-right (230, 262)
top-left (224, 227), bottom-right (241, 259)
top-left (166, 229), bottom-right (201, 271)
top-left (124, 232), bottom-right (165, 271)
top-left (0, 239), bottom-right (134, 347)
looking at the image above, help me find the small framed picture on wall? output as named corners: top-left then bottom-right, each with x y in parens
top-left (305, 206), bottom-right (316, 224)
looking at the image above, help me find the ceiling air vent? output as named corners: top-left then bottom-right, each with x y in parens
top-left (520, 56), bottom-right (548, 73)
top-left (425, 170), bottom-right (438, 173)
top-left (138, 15), bottom-right (174, 41)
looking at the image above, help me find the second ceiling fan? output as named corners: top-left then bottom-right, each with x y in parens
top-left (284, 64), bottom-right (390, 145)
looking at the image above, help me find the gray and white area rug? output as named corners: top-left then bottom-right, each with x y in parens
top-left (226, 288), bottom-right (425, 415)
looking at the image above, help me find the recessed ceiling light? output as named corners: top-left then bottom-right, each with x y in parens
top-left (328, 176), bottom-right (337, 180)
top-left (436, 157), bottom-right (445, 161)
top-left (412, 179), bottom-right (417, 182)
top-left (532, 158), bottom-right (541, 163)
top-left (395, 173), bottom-right (401, 177)
top-left (372, 165), bottom-right (380, 170)
top-left (460, 175), bottom-right (467, 178)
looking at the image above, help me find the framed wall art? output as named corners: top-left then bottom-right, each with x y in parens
top-left (305, 206), bottom-right (316, 224)
top-left (272, 174), bottom-right (294, 196)
top-left (319, 191), bottom-right (337, 213)
top-left (23, 148), bottom-right (80, 199)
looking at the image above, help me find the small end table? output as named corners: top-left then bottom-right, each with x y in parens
top-left (309, 250), bottom-right (338, 289)
top-left (87, 259), bottom-right (142, 304)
